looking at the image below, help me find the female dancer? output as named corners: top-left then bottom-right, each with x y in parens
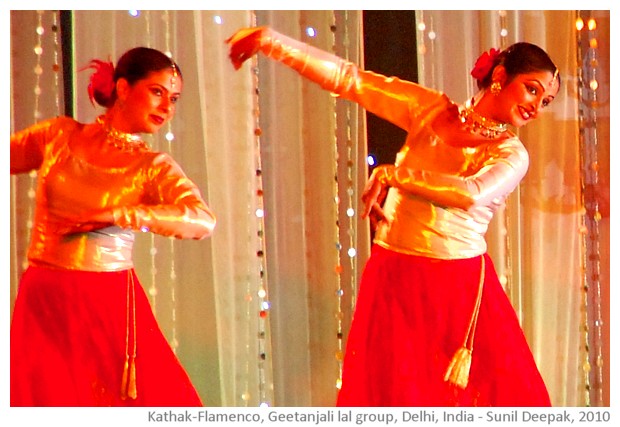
top-left (10, 47), bottom-right (216, 406)
top-left (226, 27), bottom-right (559, 406)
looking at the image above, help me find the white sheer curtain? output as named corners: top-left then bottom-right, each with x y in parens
top-left (9, 10), bottom-right (609, 408)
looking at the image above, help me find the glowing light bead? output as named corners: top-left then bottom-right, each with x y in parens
top-left (149, 287), bottom-right (158, 296)
top-left (241, 392), bottom-right (251, 401)
top-left (346, 208), bottom-right (355, 217)
top-left (336, 288), bottom-right (344, 297)
top-left (128, 10), bottom-right (140, 17)
top-left (428, 31), bottom-right (436, 40)
top-left (259, 310), bottom-right (268, 318)
top-left (165, 131), bottom-right (175, 141)
top-left (588, 18), bottom-right (597, 31)
top-left (347, 247), bottom-right (357, 258)
top-left (367, 154), bottom-right (376, 166)
top-left (213, 15), bottom-right (223, 25)
top-left (576, 17), bottom-right (584, 31)
top-left (255, 208), bottom-right (265, 218)
top-left (141, 226), bottom-right (150, 232)
top-left (259, 402), bottom-right (270, 408)
top-left (261, 301), bottom-right (271, 310)
top-left (336, 378), bottom-right (343, 389)
top-left (36, 26), bottom-right (44, 35)
top-left (257, 288), bottom-right (267, 298)
top-left (27, 189), bottom-right (36, 199)
top-left (500, 28), bottom-right (508, 37)
top-left (589, 80), bottom-right (599, 91)
top-left (34, 86), bottom-right (42, 95)
top-left (306, 27), bottom-right (317, 37)
top-left (417, 22), bottom-right (426, 31)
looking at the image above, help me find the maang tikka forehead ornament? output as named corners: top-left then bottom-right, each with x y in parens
top-left (170, 62), bottom-right (178, 89)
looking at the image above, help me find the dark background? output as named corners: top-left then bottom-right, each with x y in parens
top-left (362, 10), bottom-right (418, 169)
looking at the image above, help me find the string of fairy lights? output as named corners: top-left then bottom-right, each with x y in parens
top-left (18, 11), bottom-right (63, 272)
top-left (249, 11), bottom-right (272, 407)
top-left (575, 11), bottom-right (605, 407)
top-left (330, 10), bottom-right (359, 392)
top-left (329, 12), bottom-right (345, 392)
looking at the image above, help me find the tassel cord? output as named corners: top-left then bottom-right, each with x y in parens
top-left (121, 270), bottom-right (138, 400)
top-left (444, 256), bottom-right (485, 389)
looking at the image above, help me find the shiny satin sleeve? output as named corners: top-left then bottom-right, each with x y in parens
top-left (113, 153), bottom-right (216, 240)
top-left (258, 27), bottom-right (447, 131)
top-left (372, 138), bottom-right (529, 210)
top-left (10, 117), bottom-right (74, 174)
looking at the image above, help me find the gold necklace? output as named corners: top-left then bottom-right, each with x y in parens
top-left (459, 100), bottom-right (507, 139)
top-left (96, 115), bottom-right (149, 152)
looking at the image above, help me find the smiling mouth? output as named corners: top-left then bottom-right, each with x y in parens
top-left (150, 115), bottom-right (165, 125)
top-left (518, 106), bottom-right (533, 121)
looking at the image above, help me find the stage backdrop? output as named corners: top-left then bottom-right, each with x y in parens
top-left (9, 10), bottom-right (609, 407)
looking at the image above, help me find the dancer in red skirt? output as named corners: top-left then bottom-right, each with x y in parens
top-left (10, 47), bottom-right (216, 406)
top-left (227, 27), bottom-right (560, 406)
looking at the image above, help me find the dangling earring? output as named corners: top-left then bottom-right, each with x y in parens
top-left (490, 81), bottom-right (502, 95)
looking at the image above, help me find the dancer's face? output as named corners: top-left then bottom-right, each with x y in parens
top-left (116, 68), bottom-right (182, 134)
top-left (494, 70), bottom-right (559, 128)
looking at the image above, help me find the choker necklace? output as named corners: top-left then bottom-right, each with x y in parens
top-left (96, 115), bottom-right (149, 152)
top-left (459, 100), bottom-right (507, 139)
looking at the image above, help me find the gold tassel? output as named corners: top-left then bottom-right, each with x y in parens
top-left (120, 271), bottom-right (138, 400)
top-left (127, 356), bottom-right (137, 400)
top-left (444, 256), bottom-right (485, 390)
top-left (444, 347), bottom-right (472, 389)
top-left (120, 357), bottom-right (129, 400)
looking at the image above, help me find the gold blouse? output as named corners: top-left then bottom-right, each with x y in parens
top-left (339, 70), bottom-right (529, 259)
top-left (260, 28), bottom-right (529, 259)
top-left (11, 116), bottom-right (216, 271)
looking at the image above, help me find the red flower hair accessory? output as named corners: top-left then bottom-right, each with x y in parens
top-left (470, 48), bottom-right (501, 80)
top-left (82, 59), bottom-right (115, 106)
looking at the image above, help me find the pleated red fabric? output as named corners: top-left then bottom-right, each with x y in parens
top-left (336, 245), bottom-right (551, 407)
top-left (10, 266), bottom-right (202, 407)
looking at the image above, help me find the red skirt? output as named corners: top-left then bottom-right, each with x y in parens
top-left (10, 266), bottom-right (202, 406)
top-left (336, 245), bottom-right (551, 407)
